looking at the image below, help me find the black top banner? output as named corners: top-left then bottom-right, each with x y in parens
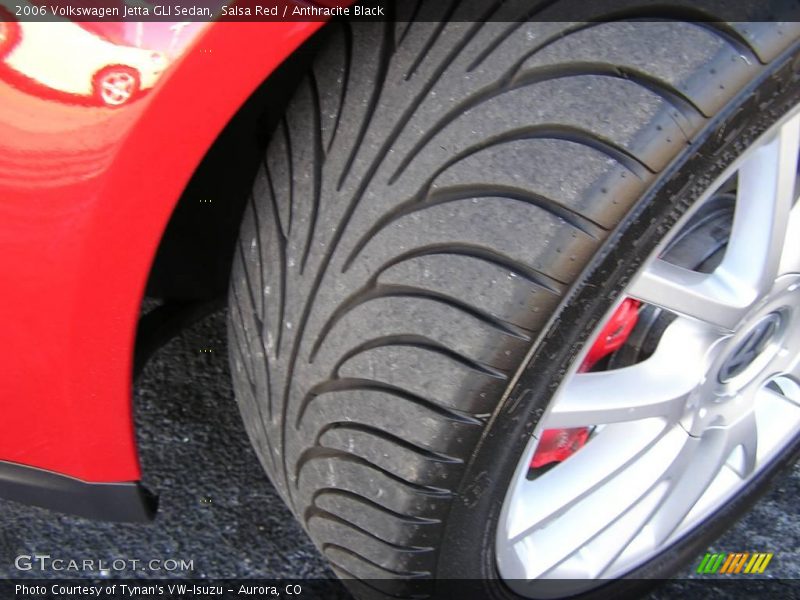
top-left (1, 0), bottom-right (799, 23)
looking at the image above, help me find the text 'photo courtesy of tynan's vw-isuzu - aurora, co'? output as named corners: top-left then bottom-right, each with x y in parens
top-left (0, 1), bottom-right (800, 599)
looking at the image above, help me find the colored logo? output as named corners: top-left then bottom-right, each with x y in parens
top-left (696, 552), bottom-right (773, 575)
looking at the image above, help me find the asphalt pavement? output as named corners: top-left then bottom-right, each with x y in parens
top-left (1, 308), bottom-right (798, 597)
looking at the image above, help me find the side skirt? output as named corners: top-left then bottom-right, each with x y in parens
top-left (0, 460), bottom-right (157, 523)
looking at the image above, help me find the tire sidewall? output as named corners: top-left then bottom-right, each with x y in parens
top-left (434, 42), bottom-right (800, 599)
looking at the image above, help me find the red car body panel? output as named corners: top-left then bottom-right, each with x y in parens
top-left (0, 19), bottom-right (324, 483)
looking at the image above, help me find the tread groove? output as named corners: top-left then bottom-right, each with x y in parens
top-left (295, 447), bottom-right (453, 497)
top-left (304, 506), bottom-right (435, 551)
top-left (389, 119), bottom-right (654, 189)
top-left (236, 234), bottom-right (265, 335)
top-left (310, 282), bottom-right (531, 362)
top-left (403, 0), bottom-right (462, 81)
top-left (280, 117), bottom-right (295, 237)
top-left (295, 377), bottom-right (484, 429)
top-left (343, 182), bottom-right (608, 274)
top-left (372, 243), bottom-right (568, 294)
top-left (396, 0), bottom-right (424, 48)
top-left (465, 0), bottom-right (564, 72)
top-left (229, 282), bottom-right (277, 470)
top-left (261, 160), bottom-right (287, 358)
top-left (337, 18), bottom-right (397, 190)
top-left (229, 281), bottom-right (258, 397)
top-left (248, 197), bottom-right (266, 324)
top-left (311, 488), bottom-right (441, 525)
top-left (326, 21), bottom-right (353, 155)
top-left (301, 72), bottom-right (325, 273)
top-left (315, 421), bottom-right (464, 464)
top-left (331, 333), bottom-right (509, 381)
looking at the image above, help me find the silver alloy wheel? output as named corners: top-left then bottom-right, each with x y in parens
top-left (99, 71), bottom-right (137, 106)
top-left (496, 104), bottom-right (800, 597)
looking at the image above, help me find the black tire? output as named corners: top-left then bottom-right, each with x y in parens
top-left (228, 7), bottom-right (800, 598)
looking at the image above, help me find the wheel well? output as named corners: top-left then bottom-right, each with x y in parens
top-left (134, 24), bottom-right (330, 372)
top-left (144, 24), bottom-right (328, 302)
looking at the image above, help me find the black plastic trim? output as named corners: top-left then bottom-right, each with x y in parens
top-left (0, 460), bottom-right (157, 523)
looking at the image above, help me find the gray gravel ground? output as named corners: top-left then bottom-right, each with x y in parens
top-left (1, 308), bottom-right (798, 598)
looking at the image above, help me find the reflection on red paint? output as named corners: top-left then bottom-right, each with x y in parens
top-left (0, 1), bottom-right (209, 107)
top-left (0, 5), bottom-right (213, 189)
top-left (2, 21), bottom-right (166, 106)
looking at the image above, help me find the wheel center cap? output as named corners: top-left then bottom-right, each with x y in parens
top-left (683, 277), bottom-right (800, 436)
top-left (718, 313), bottom-right (782, 384)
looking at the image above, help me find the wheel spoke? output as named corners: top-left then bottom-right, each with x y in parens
top-left (779, 200), bottom-right (800, 276)
top-left (722, 407), bottom-right (759, 478)
top-left (723, 112), bottom-right (800, 293)
top-left (627, 259), bottom-right (752, 331)
top-left (754, 385), bottom-right (800, 462)
top-left (778, 350), bottom-right (800, 385)
top-left (545, 318), bottom-right (718, 429)
top-left (503, 420), bottom-right (667, 542)
top-left (506, 425), bottom-right (691, 580)
top-left (646, 410), bottom-right (757, 546)
top-left (537, 411), bottom-right (756, 579)
top-left (573, 479), bottom-right (670, 579)
top-left (628, 113), bottom-right (800, 330)
top-left (593, 410), bottom-right (759, 578)
top-left (759, 379), bottom-right (800, 410)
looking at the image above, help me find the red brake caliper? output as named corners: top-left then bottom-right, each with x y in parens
top-left (530, 298), bottom-right (641, 469)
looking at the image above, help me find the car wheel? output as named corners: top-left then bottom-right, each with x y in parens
top-left (228, 10), bottom-right (800, 599)
top-left (0, 8), bottom-right (20, 59)
top-left (93, 66), bottom-right (140, 107)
